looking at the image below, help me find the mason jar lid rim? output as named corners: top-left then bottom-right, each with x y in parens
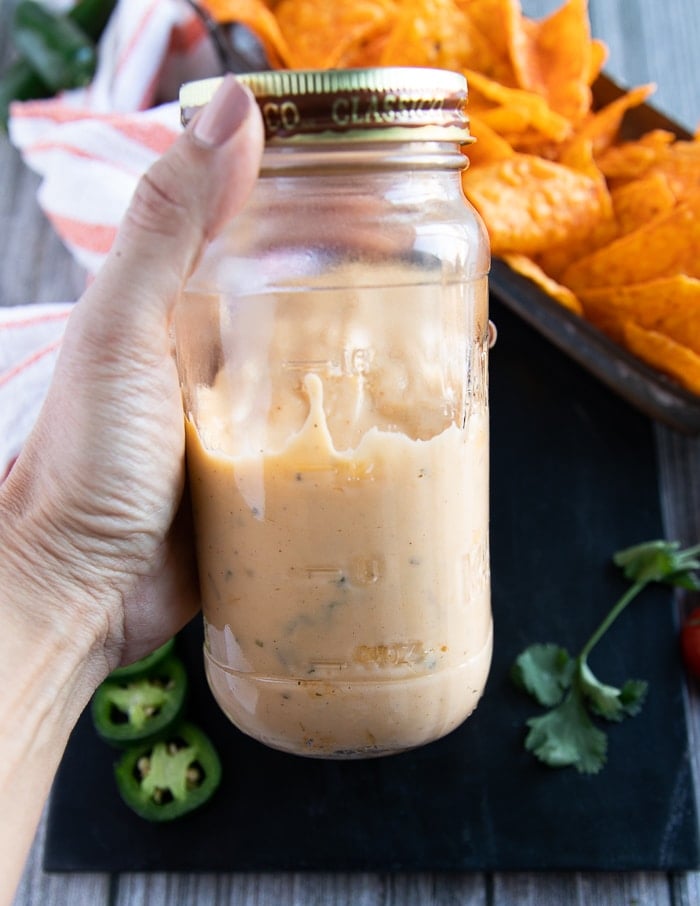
top-left (180, 67), bottom-right (472, 144)
top-left (181, 67), bottom-right (468, 103)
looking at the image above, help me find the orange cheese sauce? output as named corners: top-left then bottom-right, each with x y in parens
top-left (186, 365), bottom-right (492, 757)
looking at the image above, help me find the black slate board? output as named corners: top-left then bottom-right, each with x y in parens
top-left (45, 296), bottom-right (700, 873)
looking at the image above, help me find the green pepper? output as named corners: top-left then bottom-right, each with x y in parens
top-left (114, 722), bottom-right (222, 822)
top-left (12, 0), bottom-right (97, 93)
top-left (0, 0), bottom-right (117, 131)
top-left (91, 654), bottom-right (188, 747)
top-left (0, 57), bottom-right (51, 129)
top-left (107, 638), bottom-right (176, 682)
top-left (68, 0), bottom-right (117, 43)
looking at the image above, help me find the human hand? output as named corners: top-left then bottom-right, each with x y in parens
top-left (0, 73), bottom-right (264, 906)
top-left (0, 75), bottom-right (264, 680)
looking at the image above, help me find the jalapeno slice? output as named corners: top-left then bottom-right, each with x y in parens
top-left (91, 654), bottom-right (187, 747)
top-left (114, 722), bottom-right (222, 822)
top-left (108, 638), bottom-right (176, 681)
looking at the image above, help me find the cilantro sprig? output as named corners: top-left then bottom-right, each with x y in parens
top-left (511, 540), bottom-right (700, 774)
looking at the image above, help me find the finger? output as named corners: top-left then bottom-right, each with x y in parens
top-left (117, 487), bottom-right (201, 667)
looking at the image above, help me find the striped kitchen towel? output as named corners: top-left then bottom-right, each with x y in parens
top-left (7, 0), bottom-right (219, 275)
top-left (1, 0), bottom-right (221, 479)
top-left (0, 303), bottom-right (72, 480)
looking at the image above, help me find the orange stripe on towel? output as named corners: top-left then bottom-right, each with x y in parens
top-left (48, 214), bottom-right (118, 255)
top-left (0, 309), bottom-right (71, 331)
top-left (13, 104), bottom-right (178, 151)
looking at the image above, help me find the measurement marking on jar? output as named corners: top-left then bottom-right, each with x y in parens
top-left (351, 556), bottom-right (383, 585)
top-left (304, 567), bottom-right (345, 582)
top-left (344, 346), bottom-right (374, 375)
top-left (306, 660), bottom-right (351, 675)
top-left (282, 359), bottom-right (340, 376)
top-left (298, 560), bottom-right (383, 586)
top-left (463, 543), bottom-right (490, 595)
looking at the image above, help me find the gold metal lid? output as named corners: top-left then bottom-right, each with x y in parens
top-left (180, 67), bottom-right (473, 145)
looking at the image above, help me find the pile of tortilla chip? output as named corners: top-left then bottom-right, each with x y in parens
top-left (201, 0), bottom-right (700, 397)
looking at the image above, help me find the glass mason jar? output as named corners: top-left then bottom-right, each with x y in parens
top-left (176, 67), bottom-right (492, 759)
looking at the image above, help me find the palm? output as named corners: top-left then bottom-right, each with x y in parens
top-left (14, 293), bottom-right (200, 668)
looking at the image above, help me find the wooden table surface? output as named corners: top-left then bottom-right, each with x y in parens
top-left (3, 1), bottom-right (700, 903)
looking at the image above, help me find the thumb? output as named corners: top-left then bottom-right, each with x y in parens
top-left (88, 74), bottom-right (264, 328)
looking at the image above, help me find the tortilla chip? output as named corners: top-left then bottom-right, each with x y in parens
top-left (467, 115), bottom-right (516, 165)
top-left (465, 69), bottom-right (573, 143)
top-left (558, 133), bottom-right (608, 183)
top-left (622, 320), bottom-right (700, 396)
top-left (562, 189), bottom-right (700, 289)
top-left (377, 0), bottom-right (477, 70)
top-left (503, 253), bottom-right (583, 314)
top-left (534, 213), bottom-right (618, 283)
top-left (577, 84), bottom-right (655, 155)
top-left (588, 38), bottom-right (608, 84)
top-left (339, 29), bottom-right (392, 67)
top-left (274, 0), bottom-right (398, 69)
top-left (639, 138), bottom-right (700, 198)
top-left (510, 0), bottom-right (594, 123)
top-left (579, 275), bottom-right (700, 353)
top-left (610, 171), bottom-right (677, 234)
top-left (510, 135), bottom-right (613, 276)
top-left (453, 0), bottom-right (522, 85)
top-left (596, 129), bottom-right (676, 181)
top-left (464, 152), bottom-right (609, 255)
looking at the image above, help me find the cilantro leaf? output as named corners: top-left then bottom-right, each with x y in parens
top-left (525, 685), bottom-right (607, 774)
top-left (613, 540), bottom-right (700, 590)
top-left (617, 679), bottom-right (648, 716)
top-left (511, 538), bottom-right (699, 774)
top-left (578, 660), bottom-right (648, 722)
top-left (511, 643), bottom-right (574, 707)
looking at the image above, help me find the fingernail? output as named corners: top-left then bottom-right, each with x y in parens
top-left (191, 74), bottom-right (254, 148)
